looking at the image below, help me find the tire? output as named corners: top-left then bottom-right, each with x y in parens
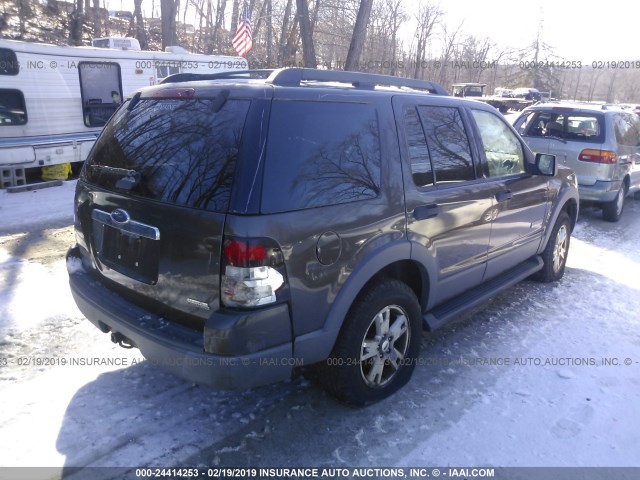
top-left (534, 211), bottom-right (571, 283)
top-left (311, 279), bottom-right (422, 406)
top-left (602, 184), bottom-right (626, 222)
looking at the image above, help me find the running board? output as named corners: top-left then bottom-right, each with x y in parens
top-left (424, 257), bottom-right (543, 331)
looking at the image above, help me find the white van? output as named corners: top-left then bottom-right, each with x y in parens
top-left (0, 38), bottom-right (248, 175)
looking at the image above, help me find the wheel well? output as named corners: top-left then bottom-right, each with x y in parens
top-left (358, 260), bottom-right (427, 311)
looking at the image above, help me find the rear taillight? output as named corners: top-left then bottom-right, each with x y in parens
top-left (578, 149), bottom-right (617, 164)
top-left (221, 238), bottom-right (285, 308)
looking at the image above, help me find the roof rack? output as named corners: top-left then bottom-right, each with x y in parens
top-left (160, 69), bottom-right (273, 84)
top-left (159, 67), bottom-right (448, 95)
top-left (266, 68), bottom-right (448, 95)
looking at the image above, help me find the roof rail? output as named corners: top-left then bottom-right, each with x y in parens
top-left (159, 67), bottom-right (449, 95)
top-left (160, 69), bottom-right (273, 84)
top-left (266, 68), bottom-right (449, 95)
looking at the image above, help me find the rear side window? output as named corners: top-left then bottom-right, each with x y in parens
top-left (613, 113), bottom-right (640, 146)
top-left (0, 49), bottom-right (19, 75)
top-left (0, 89), bottom-right (27, 125)
top-left (83, 97), bottom-right (250, 212)
top-left (416, 106), bottom-right (474, 184)
top-left (261, 101), bottom-right (381, 213)
top-left (403, 106), bottom-right (433, 186)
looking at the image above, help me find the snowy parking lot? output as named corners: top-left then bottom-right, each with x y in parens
top-left (1, 181), bottom-right (639, 478)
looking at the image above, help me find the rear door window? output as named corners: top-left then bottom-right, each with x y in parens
top-left (83, 97), bottom-right (250, 212)
top-left (261, 101), bottom-right (381, 213)
top-left (416, 106), bottom-right (475, 184)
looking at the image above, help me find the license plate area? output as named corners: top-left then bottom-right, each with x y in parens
top-left (92, 209), bottom-right (160, 285)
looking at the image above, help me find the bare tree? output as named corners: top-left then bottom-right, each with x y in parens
top-left (91, 0), bottom-right (101, 37)
top-left (437, 21), bottom-right (463, 85)
top-left (296, 0), bottom-right (317, 67)
top-left (387, 0), bottom-right (405, 75)
top-left (161, 0), bottom-right (179, 48)
top-left (212, 0), bottom-right (227, 48)
top-left (69, 0), bottom-right (84, 45)
top-left (132, 0), bottom-right (149, 49)
top-left (230, 0), bottom-right (239, 39)
top-left (413, 1), bottom-right (442, 79)
top-left (344, 0), bottom-right (373, 71)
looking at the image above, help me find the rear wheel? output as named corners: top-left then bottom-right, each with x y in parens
top-left (311, 279), bottom-right (422, 406)
top-left (602, 184), bottom-right (626, 222)
top-left (534, 212), bottom-right (571, 283)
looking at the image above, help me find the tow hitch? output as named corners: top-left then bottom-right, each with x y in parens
top-left (111, 332), bottom-right (135, 349)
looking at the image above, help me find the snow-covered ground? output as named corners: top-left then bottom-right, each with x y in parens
top-left (1, 182), bottom-right (639, 477)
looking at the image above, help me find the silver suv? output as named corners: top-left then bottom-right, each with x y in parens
top-left (514, 103), bottom-right (640, 221)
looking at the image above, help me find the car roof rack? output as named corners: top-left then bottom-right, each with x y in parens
top-left (161, 67), bottom-right (448, 95)
top-left (160, 69), bottom-right (273, 84)
top-left (266, 68), bottom-right (448, 95)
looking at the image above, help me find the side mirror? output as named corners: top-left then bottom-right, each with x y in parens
top-left (535, 153), bottom-right (557, 176)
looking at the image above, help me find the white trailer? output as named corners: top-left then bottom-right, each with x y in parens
top-left (0, 38), bottom-right (248, 181)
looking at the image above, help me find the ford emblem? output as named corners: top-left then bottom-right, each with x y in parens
top-left (110, 208), bottom-right (130, 224)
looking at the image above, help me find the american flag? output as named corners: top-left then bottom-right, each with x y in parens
top-left (232, 6), bottom-right (253, 57)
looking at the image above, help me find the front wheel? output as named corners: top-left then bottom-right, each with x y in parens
top-left (311, 279), bottom-right (422, 406)
top-left (602, 185), bottom-right (626, 222)
top-left (534, 211), bottom-right (571, 283)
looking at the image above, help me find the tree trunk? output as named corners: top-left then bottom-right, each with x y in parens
top-left (212, 0), bottom-right (226, 51)
top-left (69, 0), bottom-right (84, 46)
top-left (230, 0), bottom-right (239, 40)
top-left (278, 0), bottom-right (293, 65)
top-left (344, 0), bottom-right (373, 71)
top-left (91, 0), bottom-right (100, 38)
top-left (160, 0), bottom-right (179, 49)
top-left (296, 0), bottom-right (316, 68)
top-left (266, 0), bottom-right (272, 66)
top-left (133, 0), bottom-right (148, 49)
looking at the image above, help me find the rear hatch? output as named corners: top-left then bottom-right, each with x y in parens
top-left (75, 87), bottom-right (252, 329)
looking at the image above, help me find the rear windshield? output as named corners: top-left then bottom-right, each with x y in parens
top-left (83, 97), bottom-right (250, 212)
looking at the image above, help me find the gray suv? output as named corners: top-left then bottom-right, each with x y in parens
top-left (514, 102), bottom-right (640, 221)
top-left (67, 68), bottom-right (579, 405)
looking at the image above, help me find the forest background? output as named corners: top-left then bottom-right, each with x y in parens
top-left (2, 0), bottom-right (639, 103)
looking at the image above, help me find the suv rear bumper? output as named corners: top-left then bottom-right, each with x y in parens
top-left (578, 179), bottom-right (622, 203)
top-left (67, 247), bottom-right (294, 390)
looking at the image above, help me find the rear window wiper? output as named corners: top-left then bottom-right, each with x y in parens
top-left (89, 165), bottom-right (142, 191)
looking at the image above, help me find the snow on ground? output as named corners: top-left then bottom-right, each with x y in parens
top-left (0, 182), bottom-right (639, 475)
top-left (0, 180), bottom-right (76, 233)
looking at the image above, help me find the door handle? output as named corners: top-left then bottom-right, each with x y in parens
top-left (413, 204), bottom-right (439, 220)
top-left (495, 190), bottom-right (512, 202)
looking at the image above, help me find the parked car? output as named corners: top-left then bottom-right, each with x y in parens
top-left (511, 87), bottom-right (542, 102)
top-left (67, 68), bottom-right (579, 406)
top-left (513, 102), bottom-right (640, 221)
